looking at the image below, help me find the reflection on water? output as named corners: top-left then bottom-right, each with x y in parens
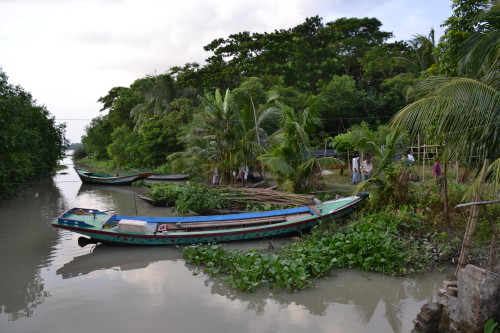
top-left (0, 155), bottom-right (452, 333)
top-left (0, 179), bottom-right (62, 320)
top-left (188, 261), bottom-right (450, 333)
top-left (56, 245), bottom-right (184, 279)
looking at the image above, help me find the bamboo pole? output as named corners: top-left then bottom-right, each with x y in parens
top-left (456, 199), bottom-right (500, 208)
top-left (417, 134), bottom-right (420, 176)
top-left (442, 161), bottom-right (450, 228)
top-left (422, 145), bottom-right (426, 182)
top-left (454, 159), bottom-right (490, 279)
top-left (481, 205), bottom-right (499, 272)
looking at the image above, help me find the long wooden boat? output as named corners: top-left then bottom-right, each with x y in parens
top-left (52, 194), bottom-right (367, 246)
top-left (74, 167), bottom-right (154, 185)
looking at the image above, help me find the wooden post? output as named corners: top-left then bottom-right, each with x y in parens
top-left (454, 159), bottom-right (490, 279)
top-left (442, 160), bottom-right (451, 228)
top-left (417, 134), bottom-right (420, 177)
top-left (423, 145), bottom-right (426, 182)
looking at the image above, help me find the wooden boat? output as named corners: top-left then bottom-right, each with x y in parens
top-left (51, 193), bottom-right (367, 246)
top-left (74, 167), bottom-right (154, 185)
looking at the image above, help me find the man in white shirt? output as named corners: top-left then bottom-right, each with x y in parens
top-left (352, 155), bottom-right (361, 184)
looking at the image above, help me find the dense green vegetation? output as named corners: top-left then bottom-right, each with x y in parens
top-left (74, 0), bottom-right (498, 292)
top-left (0, 68), bottom-right (67, 199)
top-left (79, 14), bottom-right (429, 178)
top-left (79, 1), bottom-right (497, 193)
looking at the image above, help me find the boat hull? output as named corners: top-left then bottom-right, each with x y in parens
top-left (52, 195), bottom-right (366, 245)
top-left (74, 168), bottom-right (153, 185)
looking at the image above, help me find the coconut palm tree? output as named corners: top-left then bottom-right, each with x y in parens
top-left (168, 89), bottom-right (239, 183)
top-left (391, 3), bottom-right (499, 194)
top-left (130, 74), bottom-right (178, 130)
top-left (403, 29), bottom-right (437, 75)
top-left (233, 91), bottom-right (280, 180)
top-left (259, 100), bottom-right (342, 193)
top-left (130, 74), bottom-right (197, 131)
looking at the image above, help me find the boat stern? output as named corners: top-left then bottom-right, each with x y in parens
top-left (53, 208), bottom-right (109, 229)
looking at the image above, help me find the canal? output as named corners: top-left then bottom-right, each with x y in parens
top-left (0, 155), bottom-right (451, 333)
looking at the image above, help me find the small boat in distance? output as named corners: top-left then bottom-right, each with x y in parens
top-left (52, 193), bottom-right (367, 246)
top-left (74, 167), bottom-right (154, 185)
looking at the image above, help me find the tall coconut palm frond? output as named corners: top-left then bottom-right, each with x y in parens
top-left (258, 154), bottom-right (295, 177)
top-left (401, 29), bottom-right (436, 74)
top-left (458, 2), bottom-right (500, 85)
top-left (258, 153), bottom-right (296, 192)
top-left (392, 77), bottom-right (500, 167)
top-left (258, 99), bottom-right (330, 193)
top-left (130, 74), bottom-right (178, 130)
top-left (392, 3), bottom-right (499, 196)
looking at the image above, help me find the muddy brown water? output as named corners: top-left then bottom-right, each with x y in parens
top-left (0, 155), bottom-right (453, 333)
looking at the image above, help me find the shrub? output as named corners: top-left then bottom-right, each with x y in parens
top-left (149, 183), bottom-right (184, 206)
top-left (175, 183), bottom-right (230, 214)
top-left (72, 146), bottom-right (88, 160)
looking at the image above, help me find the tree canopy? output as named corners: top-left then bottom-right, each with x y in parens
top-left (80, 2), bottom-right (498, 193)
top-left (0, 68), bottom-right (67, 199)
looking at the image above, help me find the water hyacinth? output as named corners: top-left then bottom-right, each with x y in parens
top-left (182, 214), bottom-right (427, 292)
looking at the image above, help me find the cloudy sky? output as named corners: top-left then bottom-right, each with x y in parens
top-left (1, 0), bottom-right (453, 143)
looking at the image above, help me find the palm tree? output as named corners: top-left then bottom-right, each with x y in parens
top-left (130, 74), bottom-right (187, 130)
top-left (169, 89), bottom-right (239, 183)
top-left (233, 91), bottom-right (280, 180)
top-left (130, 74), bottom-right (175, 129)
top-left (391, 3), bottom-right (499, 194)
top-left (259, 100), bottom-right (342, 193)
top-left (404, 29), bottom-right (436, 75)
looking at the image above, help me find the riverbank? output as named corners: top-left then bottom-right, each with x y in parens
top-left (71, 157), bottom-right (497, 286)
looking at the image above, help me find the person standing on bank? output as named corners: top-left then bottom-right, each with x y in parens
top-left (352, 155), bottom-right (361, 184)
top-left (212, 167), bottom-right (219, 186)
top-left (361, 156), bottom-right (373, 181)
top-left (433, 159), bottom-right (442, 189)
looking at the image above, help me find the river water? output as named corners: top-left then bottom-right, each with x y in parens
top-left (0, 155), bottom-right (452, 333)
